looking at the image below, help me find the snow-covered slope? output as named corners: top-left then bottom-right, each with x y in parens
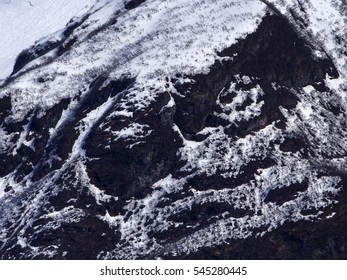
top-left (0, 0), bottom-right (96, 79)
top-left (0, 0), bottom-right (347, 259)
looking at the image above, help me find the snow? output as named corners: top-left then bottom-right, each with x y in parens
top-left (111, 123), bottom-right (152, 144)
top-left (0, 0), bottom-right (97, 79)
top-left (0, 0), bottom-right (267, 123)
top-left (216, 82), bottom-right (265, 123)
top-left (0, 0), bottom-right (346, 259)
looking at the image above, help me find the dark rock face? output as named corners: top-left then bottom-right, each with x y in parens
top-left (0, 4), bottom-right (346, 260)
top-left (125, 0), bottom-right (147, 10)
top-left (173, 14), bottom-right (336, 138)
top-left (184, 177), bottom-right (347, 260)
top-left (85, 91), bottom-right (183, 202)
top-left (220, 15), bottom-right (338, 88)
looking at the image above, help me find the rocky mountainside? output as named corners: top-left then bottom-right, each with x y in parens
top-left (0, 0), bottom-right (95, 79)
top-left (0, 0), bottom-right (347, 259)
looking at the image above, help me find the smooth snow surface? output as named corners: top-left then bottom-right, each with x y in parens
top-left (0, 0), bottom-right (96, 79)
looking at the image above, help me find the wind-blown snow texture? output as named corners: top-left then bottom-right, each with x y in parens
top-left (0, 0), bottom-right (347, 259)
top-left (0, 0), bottom-right (96, 80)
